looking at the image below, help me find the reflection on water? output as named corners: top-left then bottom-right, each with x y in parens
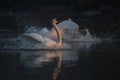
top-left (21, 50), bottom-right (63, 80)
top-left (19, 41), bottom-right (101, 80)
top-left (20, 50), bottom-right (78, 68)
top-left (20, 50), bottom-right (78, 80)
top-left (52, 51), bottom-right (62, 80)
top-left (0, 41), bottom-right (120, 80)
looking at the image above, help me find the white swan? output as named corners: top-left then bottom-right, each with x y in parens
top-left (20, 18), bottom-right (62, 49)
top-left (23, 18), bottom-right (80, 41)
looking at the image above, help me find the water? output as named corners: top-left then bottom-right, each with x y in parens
top-left (0, 18), bottom-right (120, 80)
top-left (0, 41), bottom-right (120, 80)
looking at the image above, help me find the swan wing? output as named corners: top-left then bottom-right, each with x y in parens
top-left (20, 33), bottom-right (43, 48)
top-left (22, 33), bottom-right (45, 42)
top-left (20, 33), bottom-right (57, 49)
top-left (22, 33), bottom-right (44, 42)
top-left (57, 20), bottom-right (79, 29)
top-left (25, 26), bottom-right (38, 33)
top-left (22, 33), bottom-right (56, 43)
top-left (38, 27), bottom-right (49, 36)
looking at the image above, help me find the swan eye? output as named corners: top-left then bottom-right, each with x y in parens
top-left (56, 19), bottom-right (61, 24)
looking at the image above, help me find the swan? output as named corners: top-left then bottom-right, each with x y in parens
top-left (20, 18), bottom-right (62, 49)
top-left (23, 18), bottom-right (80, 41)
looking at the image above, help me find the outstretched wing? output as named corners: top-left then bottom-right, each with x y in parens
top-left (20, 33), bottom-right (56, 48)
top-left (20, 33), bottom-right (43, 48)
top-left (57, 20), bottom-right (79, 29)
top-left (22, 33), bottom-right (45, 43)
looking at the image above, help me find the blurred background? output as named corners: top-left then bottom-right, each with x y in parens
top-left (0, 0), bottom-right (120, 39)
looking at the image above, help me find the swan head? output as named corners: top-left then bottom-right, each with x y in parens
top-left (52, 18), bottom-right (58, 24)
top-left (52, 18), bottom-right (61, 24)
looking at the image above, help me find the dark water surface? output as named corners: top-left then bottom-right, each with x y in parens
top-left (0, 41), bottom-right (120, 80)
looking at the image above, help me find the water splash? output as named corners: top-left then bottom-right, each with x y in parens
top-left (61, 27), bottom-right (101, 41)
top-left (0, 19), bottom-right (103, 49)
top-left (0, 25), bottom-right (101, 49)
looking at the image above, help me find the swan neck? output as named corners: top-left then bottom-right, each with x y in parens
top-left (52, 22), bottom-right (62, 47)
